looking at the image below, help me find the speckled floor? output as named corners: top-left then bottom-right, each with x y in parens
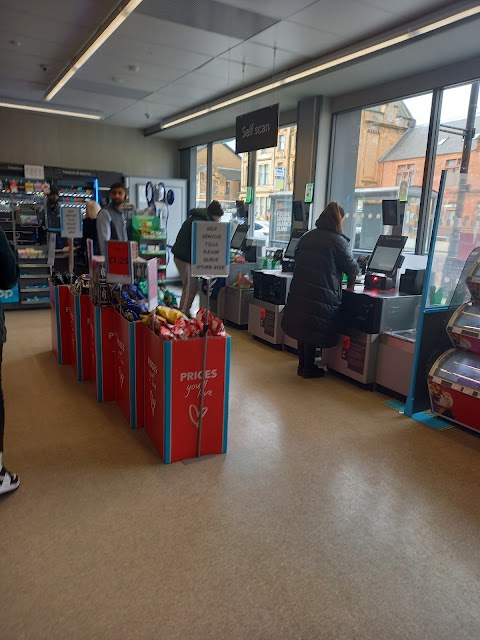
top-left (2, 309), bottom-right (480, 639)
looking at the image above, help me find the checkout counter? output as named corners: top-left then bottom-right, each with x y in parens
top-left (325, 235), bottom-right (423, 389)
top-left (247, 234), bottom-right (300, 346)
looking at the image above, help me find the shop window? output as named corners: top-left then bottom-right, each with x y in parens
top-left (254, 124), bottom-right (297, 246)
top-left (329, 96), bottom-right (432, 252)
top-left (211, 139), bottom-right (247, 222)
top-left (195, 145), bottom-right (207, 208)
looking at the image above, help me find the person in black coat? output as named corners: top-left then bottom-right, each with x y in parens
top-left (282, 202), bottom-right (358, 378)
top-left (0, 226), bottom-right (20, 494)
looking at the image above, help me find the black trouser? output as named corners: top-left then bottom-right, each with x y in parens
top-left (298, 341), bottom-right (317, 373)
top-left (0, 344), bottom-right (4, 452)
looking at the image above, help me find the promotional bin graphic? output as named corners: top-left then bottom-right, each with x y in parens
top-left (50, 282), bottom-right (73, 365)
top-left (72, 295), bottom-right (93, 382)
top-left (114, 311), bottom-right (145, 429)
top-left (144, 328), bottom-right (231, 463)
top-left (90, 303), bottom-right (116, 403)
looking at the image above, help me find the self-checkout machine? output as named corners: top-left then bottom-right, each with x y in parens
top-left (248, 200), bottom-right (308, 346)
top-left (326, 196), bottom-right (423, 387)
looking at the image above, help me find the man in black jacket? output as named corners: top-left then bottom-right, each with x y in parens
top-left (172, 200), bottom-right (223, 314)
top-left (0, 226), bottom-right (20, 494)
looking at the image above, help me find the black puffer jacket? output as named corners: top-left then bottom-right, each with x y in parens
top-left (172, 208), bottom-right (213, 263)
top-left (281, 223), bottom-right (358, 347)
top-left (0, 226), bottom-right (20, 344)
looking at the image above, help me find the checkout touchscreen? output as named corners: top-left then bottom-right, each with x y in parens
top-left (284, 236), bottom-right (301, 260)
top-left (368, 244), bottom-right (403, 274)
top-left (230, 226), bottom-right (248, 250)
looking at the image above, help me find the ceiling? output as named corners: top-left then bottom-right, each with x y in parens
top-left (0, 0), bottom-right (479, 139)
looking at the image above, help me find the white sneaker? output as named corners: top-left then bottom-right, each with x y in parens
top-left (0, 466), bottom-right (20, 495)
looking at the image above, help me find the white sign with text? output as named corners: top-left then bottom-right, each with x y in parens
top-left (61, 206), bottom-right (83, 238)
top-left (191, 221), bottom-right (231, 278)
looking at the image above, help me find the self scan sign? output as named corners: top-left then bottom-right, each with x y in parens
top-left (191, 221), bottom-right (230, 278)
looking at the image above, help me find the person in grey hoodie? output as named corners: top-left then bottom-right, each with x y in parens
top-left (97, 182), bottom-right (128, 256)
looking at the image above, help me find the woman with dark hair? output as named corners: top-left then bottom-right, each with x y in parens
top-left (282, 201), bottom-right (358, 379)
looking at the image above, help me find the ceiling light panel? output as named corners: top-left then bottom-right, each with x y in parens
top-left (45, 0), bottom-right (145, 101)
top-left (0, 100), bottom-right (102, 120)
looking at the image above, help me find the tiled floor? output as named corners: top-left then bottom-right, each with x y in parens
top-left (2, 308), bottom-right (480, 639)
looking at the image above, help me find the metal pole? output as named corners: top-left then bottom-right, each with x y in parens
top-left (197, 276), bottom-right (211, 457)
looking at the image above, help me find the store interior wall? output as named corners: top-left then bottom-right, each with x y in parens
top-left (0, 109), bottom-right (180, 178)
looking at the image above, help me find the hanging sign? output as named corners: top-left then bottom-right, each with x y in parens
top-left (235, 104), bottom-right (279, 154)
top-left (60, 206), bottom-right (83, 238)
top-left (106, 241), bottom-right (134, 284)
top-left (191, 221), bottom-right (231, 278)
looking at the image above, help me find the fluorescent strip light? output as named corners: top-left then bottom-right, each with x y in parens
top-left (160, 4), bottom-right (480, 130)
top-left (45, 0), bottom-right (144, 101)
top-left (0, 101), bottom-right (102, 120)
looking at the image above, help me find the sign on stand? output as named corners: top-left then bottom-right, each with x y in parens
top-left (147, 258), bottom-right (158, 311)
top-left (86, 238), bottom-right (94, 278)
top-left (60, 206), bottom-right (83, 239)
top-left (47, 232), bottom-right (56, 267)
top-left (106, 241), bottom-right (134, 285)
top-left (191, 222), bottom-right (231, 278)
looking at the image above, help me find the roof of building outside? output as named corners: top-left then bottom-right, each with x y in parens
top-left (217, 167), bottom-right (241, 180)
top-left (380, 116), bottom-right (480, 162)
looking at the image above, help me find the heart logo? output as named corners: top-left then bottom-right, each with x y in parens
top-left (189, 404), bottom-right (208, 430)
top-left (119, 368), bottom-right (124, 389)
top-left (150, 390), bottom-right (156, 415)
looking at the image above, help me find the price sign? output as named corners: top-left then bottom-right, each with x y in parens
top-left (106, 241), bottom-right (134, 284)
top-left (61, 206), bottom-right (83, 238)
top-left (191, 221), bottom-right (230, 278)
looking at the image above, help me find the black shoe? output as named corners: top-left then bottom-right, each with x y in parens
top-left (302, 366), bottom-right (325, 379)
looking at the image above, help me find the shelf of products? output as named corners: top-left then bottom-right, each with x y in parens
top-left (0, 193), bottom-right (50, 309)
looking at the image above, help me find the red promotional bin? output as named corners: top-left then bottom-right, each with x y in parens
top-left (50, 282), bottom-right (73, 365)
top-left (66, 289), bottom-right (93, 382)
top-left (87, 300), bottom-right (116, 403)
top-left (144, 327), bottom-right (231, 463)
top-left (114, 311), bottom-right (145, 429)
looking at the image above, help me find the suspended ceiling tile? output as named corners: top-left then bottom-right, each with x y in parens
top-left (0, 31), bottom-right (71, 61)
top-left (115, 13), bottom-right (242, 57)
top-left (217, 0), bottom-right (320, 20)
top-left (0, 8), bottom-right (91, 41)
top-left (105, 101), bottom-right (177, 127)
top-left (76, 56), bottom-right (183, 89)
top-left (360, 0), bottom-right (450, 18)
top-left (251, 21), bottom-right (340, 58)
top-left (0, 79), bottom-right (45, 103)
top-left (219, 42), bottom-right (309, 70)
top-left (289, 0), bottom-right (399, 38)
top-left (103, 33), bottom-right (213, 72)
top-left (135, 0), bottom-right (276, 40)
top-left (0, 0), bottom-right (115, 28)
top-left (67, 79), bottom-right (150, 101)
top-left (50, 89), bottom-right (134, 117)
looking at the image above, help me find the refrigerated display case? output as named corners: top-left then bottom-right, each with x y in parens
top-left (428, 350), bottom-right (480, 433)
top-left (447, 301), bottom-right (480, 354)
